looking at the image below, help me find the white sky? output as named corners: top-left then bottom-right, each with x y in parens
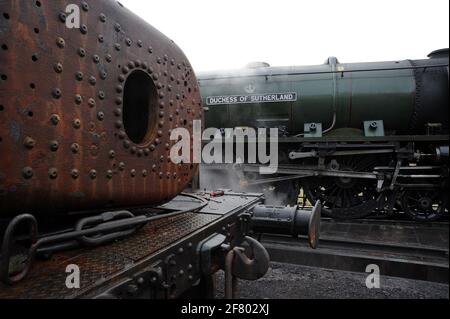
top-left (119, 0), bottom-right (449, 72)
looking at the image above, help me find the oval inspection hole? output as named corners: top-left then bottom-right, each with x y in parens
top-left (123, 70), bottom-right (157, 145)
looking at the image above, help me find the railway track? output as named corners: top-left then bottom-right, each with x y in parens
top-left (256, 217), bottom-right (449, 284)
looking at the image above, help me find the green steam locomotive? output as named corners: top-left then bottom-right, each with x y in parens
top-left (198, 49), bottom-right (449, 221)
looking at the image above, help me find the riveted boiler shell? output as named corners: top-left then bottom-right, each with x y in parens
top-left (0, 0), bottom-right (203, 215)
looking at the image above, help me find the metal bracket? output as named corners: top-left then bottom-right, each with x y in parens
top-left (0, 214), bottom-right (38, 285)
top-left (364, 120), bottom-right (385, 137)
top-left (197, 233), bottom-right (227, 275)
top-left (304, 123), bottom-right (323, 138)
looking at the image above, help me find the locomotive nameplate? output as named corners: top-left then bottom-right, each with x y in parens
top-left (206, 93), bottom-right (298, 105)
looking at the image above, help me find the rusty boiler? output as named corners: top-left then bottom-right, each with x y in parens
top-left (0, 0), bottom-right (203, 215)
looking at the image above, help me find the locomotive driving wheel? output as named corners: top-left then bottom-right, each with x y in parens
top-left (302, 156), bottom-right (382, 219)
top-left (401, 190), bottom-right (446, 221)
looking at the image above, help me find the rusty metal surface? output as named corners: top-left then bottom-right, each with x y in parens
top-left (0, 0), bottom-right (203, 215)
top-left (0, 212), bottom-right (219, 299)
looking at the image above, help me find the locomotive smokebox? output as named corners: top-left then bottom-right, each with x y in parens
top-left (0, 0), bottom-right (203, 215)
top-left (251, 201), bottom-right (322, 249)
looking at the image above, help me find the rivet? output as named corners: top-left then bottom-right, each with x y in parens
top-left (50, 114), bottom-right (60, 125)
top-left (156, 57), bottom-right (162, 64)
top-left (119, 162), bottom-right (125, 171)
top-left (155, 138), bottom-right (161, 145)
top-left (90, 169), bottom-right (97, 179)
top-left (114, 43), bottom-right (121, 51)
top-left (148, 47), bottom-right (153, 54)
top-left (142, 62), bottom-right (148, 70)
top-left (100, 71), bottom-right (107, 80)
top-left (152, 73), bottom-right (159, 81)
top-left (118, 74), bottom-right (125, 82)
top-left (159, 172), bottom-right (163, 178)
top-left (78, 48), bottom-right (86, 57)
top-left (107, 170), bottom-right (113, 179)
top-left (58, 12), bottom-right (67, 23)
top-left (80, 24), bottom-right (88, 34)
top-left (159, 111), bottom-right (164, 118)
top-left (98, 91), bottom-right (105, 100)
top-left (81, 1), bottom-right (89, 11)
top-left (99, 13), bottom-right (106, 23)
top-left (148, 67), bottom-right (154, 74)
top-left (158, 121), bottom-right (164, 128)
top-left (144, 148), bottom-right (150, 156)
top-left (22, 167), bottom-right (33, 179)
top-left (130, 169), bottom-right (136, 177)
top-left (76, 71), bottom-right (84, 81)
top-left (105, 54), bottom-right (112, 63)
top-left (159, 101), bottom-right (165, 108)
top-left (178, 247), bottom-right (184, 254)
top-left (71, 169), bottom-right (79, 179)
top-left (126, 38), bottom-right (132, 46)
top-left (116, 97), bottom-right (123, 105)
top-left (152, 164), bottom-right (157, 172)
top-left (135, 60), bottom-right (141, 67)
top-left (114, 108), bottom-right (122, 116)
top-left (116, 85), bottom-right (123, 93)
top-left (137, 40), bottom-right (143, 47)
top-left (50, 140), bottom-right (59, 152)
top-left (122, 66), bottom-right (129, 74)
top-left (142, 170), bottom-right (148, 177)
top-left (54, 62), bottom-right (63, 73)
top-left (150, 145), bottom-right (156, 151)
top-left (93, 55), bottom-right (100, 63)
top-left (123, 140), bottom-right (131, 149)
top-left (98, 35), bottom-right (104, 43)
top-left (130, 146), bottom-right (137, 154)
top-left (97, 112), bottom-right (105, 121)
top-left (75, 94), bottom-right (83, 105)
top-left (114, 23), bottom-right (121, 32)
top-left (24, 137), bottom-right (36, 149)
top-left (115, 120), bottom-right (123, 128)
top-left (89, 76), bottom-right (97, 86)
top-left (160, 156), bottom-right (164, 162)
top-left (118, 131), bottom-right (126, 139)
top-left (88, 98), bottom-right (96, 108)
top-left (71, 143), bottom-right (80, 154)
top-left (73, 119), bottom-right (81, 129)
top-left (137, 149), bottom-right (144, 157)
top-left (52, 88), bottom-right (62, 99)
top-left (48, 168), bottom-right (58, 179)
top-left (157, 130), bottom-right (163, 137)
top-left (109, 150), bottom-right (116, 158)
top-left (167, 85), bottom-right (173, 92)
